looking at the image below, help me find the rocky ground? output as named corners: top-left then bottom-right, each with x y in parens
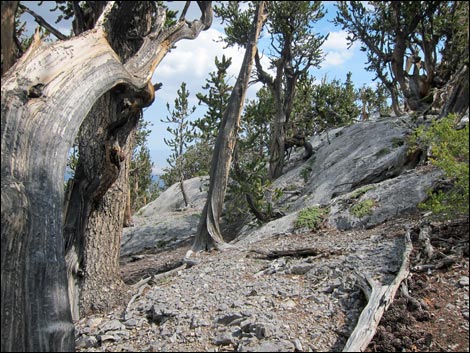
top-left (74, 215), bottom-right (469, 352)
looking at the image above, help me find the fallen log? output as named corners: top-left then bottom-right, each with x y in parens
top-left (343, 228), bottom-right (413, 352)
top-left (250, 247), bottom-right (342, 259)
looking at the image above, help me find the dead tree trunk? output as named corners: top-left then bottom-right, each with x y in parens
top-left (191, 1), bottom-right (266, 252)
top-left (269, 108), bottom-right (287, 179)
top-left (1, 2), bottom-right (212, 351)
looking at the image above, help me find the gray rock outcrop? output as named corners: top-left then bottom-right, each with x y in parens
top-left (121, 176), bottom-right (209, 256)
top-left (328, 168), bottom-right (443, 230)
top-left (274, 116), bottom-right (420, 213)
top-left (122, 115), bottom-right (444, 256)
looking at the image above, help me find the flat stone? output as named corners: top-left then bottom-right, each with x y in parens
top-left (75, 335), bottom-right (98, 349)
top-left (99, 319), bottom-right (125, 333)
top-left (213, 333), bottom-right (236, 346)
top-left (459, 276), bottom-right (469, 286)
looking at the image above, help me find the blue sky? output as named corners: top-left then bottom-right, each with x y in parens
top-left (20, 1), bottom-right (375, 175)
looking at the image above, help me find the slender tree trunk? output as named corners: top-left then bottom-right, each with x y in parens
top-left (1, 2), bottom-right (212, 350)
top-left (269, 86), bottom-right (300, 179)
top-left (268, 39), bottom-right (299, 180)
top-left (390, 87), bottom-right (402, 116)
top-left (192, 1), bottom-right (266, 252)
top-left (269, 109), bottom-right (287, 180)
top-left (180, 179), bottom-right (190, 207)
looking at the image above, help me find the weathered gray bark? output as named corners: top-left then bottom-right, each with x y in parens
top-left (1, 2), bottom-right (212, 351)
top-left (192, 1), bottom-right (266, 251)
top-left (440, 64), bottom-right (469, 118)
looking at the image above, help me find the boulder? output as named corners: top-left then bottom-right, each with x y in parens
top-left (236, 168), bottom-right (442, 243)
top-left (121, 176), bottom-right (209, 256)
top-left (327, 168), bottom-right (443, 230)
top-left (274, 116), bottom-right (419, 212)
top-left (138, 176), bottom-right (209, 218)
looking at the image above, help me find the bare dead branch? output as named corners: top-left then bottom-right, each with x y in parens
top-left (18, 3), bottom-right (68, 40)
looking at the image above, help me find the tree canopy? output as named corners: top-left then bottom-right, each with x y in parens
top-left (334, 1), bottom-right (469, 115)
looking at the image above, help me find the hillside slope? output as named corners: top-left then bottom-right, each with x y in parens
top-left (76, 115), bottom-right (469, 352)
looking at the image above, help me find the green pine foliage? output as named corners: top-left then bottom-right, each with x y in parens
top-left (226, 87), bottom-right (274, 221)
top-left (193, 55), bottom-right (233, 144)
top-left (160, 82), bottom-right (196, 188)
top-left (334, 1), bottom-right (469, 114)
top-left (409, 114), bottom-right (469, 219)
top-left (311, 72), bottom-right (361, 129)
top-left (162, 56), bottom-right (233, 188)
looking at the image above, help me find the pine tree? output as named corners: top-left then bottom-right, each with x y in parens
top-left (193, 55), bottom-right (233, 144)
top-left (215, 1), bottom-right (327, 179)
top-left (161, 82), bottom-right (195, 203)
top-left (334, 1), bottom-right (469, 115)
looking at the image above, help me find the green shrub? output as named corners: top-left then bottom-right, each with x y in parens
top-left (350, 199), bottom-right (376, 218)
top-left (391, 137), bottom-right (405, 148)
top-left (409, 114), bottom-right (469, 219)
top-left (294, 206), bottom-right (329, 230)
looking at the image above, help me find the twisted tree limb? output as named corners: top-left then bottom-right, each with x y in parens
top-left (1, 2), bottom-right (212, 351)
top-left (343, 229), bottom-right (413, 352)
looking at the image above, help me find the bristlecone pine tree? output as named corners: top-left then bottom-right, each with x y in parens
top-left (191, 1), bottom-right (267, 252)
top-left (1, 2), bottom-right (213, 351)
top-left (334, 1), bottom-right (469, 116)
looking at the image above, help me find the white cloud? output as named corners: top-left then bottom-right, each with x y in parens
top-left (156, 29), bottom-right (224, 80)
top-left (321, 31), bottom-right (357, 68)
top-left (152, 26), bottom-right (268, 117)
top-left (154, 28), bottom-right (231, 104)
top-left (148, 26), bottom-right (271, 169)
top-left (152, 164), bottom-right (166, 175)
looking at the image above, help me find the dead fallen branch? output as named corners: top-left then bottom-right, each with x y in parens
top-left (152, 263), bottom-right (187, 282)
top-left (249, 247), bottom-right (342, 260)
top-left (343, 229), bottom-right (413, 352)
top-left (412, 256), bottom-right (457, 272)
top-left (122, 259), bottom-right (185, 285)
top-left (125, 282), bottom-right (151, 320)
